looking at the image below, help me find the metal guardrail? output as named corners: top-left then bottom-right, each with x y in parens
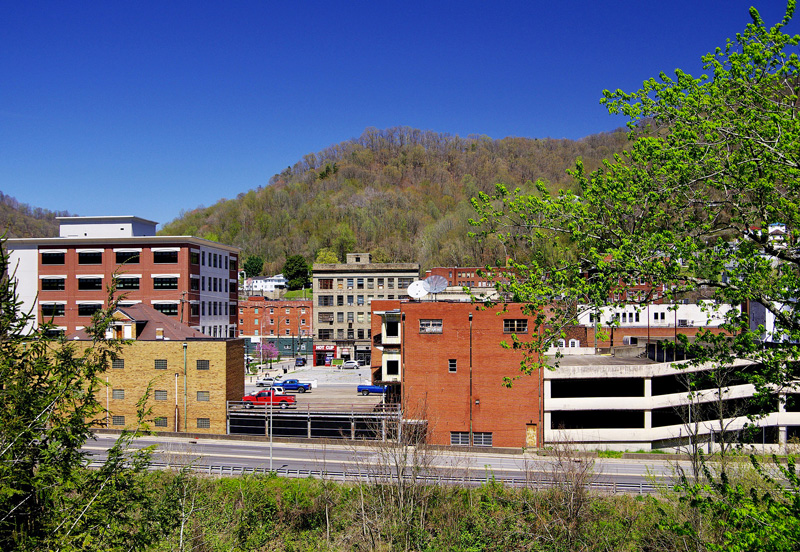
top-left (87, 460), bottom-right (659, 495)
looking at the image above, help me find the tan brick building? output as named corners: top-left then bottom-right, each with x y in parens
top-left (70, 304), bottom-right (244, 435)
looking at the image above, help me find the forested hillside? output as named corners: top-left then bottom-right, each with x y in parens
top-left (161, 127), bottom-right (629, 275)
top-left (0, 192), bottom-right (69, 238)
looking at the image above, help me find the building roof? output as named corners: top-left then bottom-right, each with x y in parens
top-left (67, 303), bottom-right (211, 341)
top-left (6, 234), bottom-right (240, 253)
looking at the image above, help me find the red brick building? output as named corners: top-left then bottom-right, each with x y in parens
top-left (8, 216), bottom-right (239, 338)
top-left (371, 300), bottom-right (542, 448)
top-left (237, 297), bottom-right (313, 359)
top-left (424, 266), bottom-right (506, 290)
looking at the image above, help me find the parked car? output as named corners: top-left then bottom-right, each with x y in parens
top-left (255, 374), bottom-right (282, 387)
top-left (357, 384), bottom-right (388, 396)
top-left (242, 388), bottom-right (296, 409)
top-left (278, 378), bottom-right (312, 393)
top-left (295, 357), bottom-right (307, 366)
top-left (342, 360), bottom-right (360, 369)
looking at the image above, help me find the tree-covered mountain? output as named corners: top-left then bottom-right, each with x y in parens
top-left (0, 192), bottom-right (70, 238)
top-left (161, 127), bottom-right (630, 275)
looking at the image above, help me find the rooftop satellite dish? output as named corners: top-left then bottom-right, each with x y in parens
top-left (407, 280), bottom-right (429, 300)
top-left (423, 275), bottom-right (448, 295)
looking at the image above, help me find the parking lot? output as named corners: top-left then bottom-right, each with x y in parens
top-left (244, 360), bottom-right (386, 407)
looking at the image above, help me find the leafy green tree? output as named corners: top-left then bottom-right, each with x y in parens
top-left (242, 254), bottom-right (264, 277)
top-left (331, 223), bottom-right (356, 261)
top-left (282, 254), bottom-right (310, 290)
top-left (0, 239), bottom-right (181, 551)
top-left (370, 246), bottom-right (390, 263)
top-left (315, 247), bottom-right (339, 264)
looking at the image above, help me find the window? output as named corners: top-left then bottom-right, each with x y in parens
top-left (78, 251), bottom-right (102, 264)
top-left (347, 312), bottom-right (354, 322)
top-left (385, 320), bottom-right (399, 337)
top-left (112, 359), bottom-right (124, 369)
top-left (503, 319), bottom-right (528, 333)
top-left (190, 303), bottom-right (199, 316)
top-left (337, 329), bottom-right (344, 339)
top-left (41, 252), bottom-right (65, 265)
top-left (153, 250), bottom-right (178, 263)
top-left (347, 295), bottom-right (354, 306)
top-left (387, 278), bottom-right (395, 289)
top-left (451, 432), bottom-right (469, 446)
top-left (398, 277), bottom-right (413, 289)
top-left (635, 312), bottom-right (640, 322)
top-left (449, 359), bottom-right (457, 373)
top-left (420, 319), bottom-right (443, 334)
top-left (319, 278), bottom-right (333, 289)
top-left (337, 295), bottom-right (344, 306)
top-left (473, 432), bottom-right (493, 447)
top-left (153, 303), bottom-right (178, 316)
top-left (285, 318), bottom-right (290, 325)
top-left (336, 312), bottom-right (344, 323)
top-left (386, 359), bottom-right (399, 375)
top-left (357, 313), bottom-right (364, 323)
top-left (78, 278), bottom-right (103, 291)
top-left (154, 359), bottom-right (167, 370)
top-left (357, 278), bottom-right (364, 289)
top-left (377, 278), bottom-right (384, 289)
top-left (318, 295), bottom-right (334, 307)
top-left (117, 277), bottom-right (140, 290)
top-left (112, 389), bottom-right (125, 400)
top-left (357, 329), bottom-right (364, 339)
top-left (190, 278), bottom-right (200, 291)
top-left (285, 329), bottom-right (290, 336)
top-left (41, 278), bottom-right (65, 291)
top-left (41, 304), bottom-right (65, 317)
top-left (569, 339), bottom-right (580, 347)
top-left (357, 295), bottom-right (364, 306)
top-left (347, 278), bottom-right (354, 289)
top-left (112, 416), bottom-right (125, 426)
top-left (78, 303), bottom-right (102, 317)
top-left (197, 418), bottom-right (210, 429)
top-left (116, 251), bottom-right (140, 264)
top-left (285, 308), bottom-right (290, 314)
top-left (154, 417), bottom-right (168, 427)
top-left (154, 390), bottom-right (168, 401)
top-left (190, 251), bottom-right (200, 264)
top-left (196, 359), bottom-right (210, 370)
top-left (319, 329), bottom-right (333, 340)
top-left (367, 278), bottom-right (374, 289)
top-left (197, 391), bottom-right (210, 402)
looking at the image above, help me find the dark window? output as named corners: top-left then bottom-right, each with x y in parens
top-left (337, 295), bottom-right (344, 306)
top-left (503, 319), bottom-right (528, 333)
top-left (319, 279), bottom-right (333, 289)
top-left (550, 378), bottom-right (644, 398)
top-left (115, 251), bottom-right (140, 264)
top-left (153, 250), bottom-right (178, 263)
top-left (318, 295), bottom-right (333, 306)
top-left (190, 251), bottom-right (200, 264)
top-left (153, 303), bottom-right (178, 316)
top-left (190, 303), bottom-right (199, 317)
top-left (153, 277), bottom-right (178, 290)
top-left (190, 278), bottom-right (200, 291)
top-left (385, 320), bottom-right (399, 337)
top-left (78, 278), bottom-right (103, 291)
top-left (154, 359), bottom-right (167, 370)
top-left (196, 360), bottom-right (210, 370)
top-left (448, 359), bottom-right (457, 373)
top-left (117, 277), bottom-right (139, 290)
top-left (41, 252), bottom-right (64, 265)
top-left (112, 359), bottom-right (124, 369)
top-left (78, 303), bottom-right (102, 317)
top-left (41, 304), bottom-right (65, 317)
top-left (386, 360), bottom-right (399, 375)
top-left (41, 278), bottom-right (65, 291)
top-left (78, 251), bottom-right (102, 264)
top-left (111, 416), bottom-right (125, 426)
top-left (318, 329), bottom-right (333, 340)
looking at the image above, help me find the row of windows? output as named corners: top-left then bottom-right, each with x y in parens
top-left (317, 277), bottom-right (412, 291)
top-left (113, 389), bottom-right (210, 401)
top-left (43, 251), bottom-right (179, 265)
top-left (318, 328), bottom-right (371, 340)
top-left (112, 358), bottom-right (211, 370)
top-left (241, 306), bottom-right (307, 315)
top-left (110, 416), bottom-right (210, 429)
top-left (318, 294), bottom-right (400, 306)
top-left (246, 318), bottom-right (307, 326)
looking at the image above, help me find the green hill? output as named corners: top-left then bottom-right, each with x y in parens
top-left (0, 192), bottom-right (70, 238)
top-left (163, 126), bottom-right (629, 275)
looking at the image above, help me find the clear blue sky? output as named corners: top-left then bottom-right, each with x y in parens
top-left (1, 1), bottom-right (797, 228)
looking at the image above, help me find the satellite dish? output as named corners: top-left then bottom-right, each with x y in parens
top-left (423, 275), bottom-right (448, 295)
top-left (407, 280), bottom-right (429, 300)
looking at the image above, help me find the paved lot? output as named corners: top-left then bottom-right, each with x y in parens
top-left (244, 360), bottom-right (385, 407)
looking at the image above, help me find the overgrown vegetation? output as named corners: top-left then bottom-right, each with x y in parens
top-left (160, 128), bottom-right (629, 274)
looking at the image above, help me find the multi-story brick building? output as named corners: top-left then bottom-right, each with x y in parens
top-left (7, 216), bottom-right (239, 338)
top-left (371, 300), bottom-right (542, 448)
top-left (237, 296), bottom-right (313, 360)
top-left (424, 266), bottom-right (506, 290)
top-left (312, 253), bottom-right (419, 366)
top-left (69, 303), bottom-right (244, 435)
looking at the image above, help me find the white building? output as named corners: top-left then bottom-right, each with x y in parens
top-left (243, 274), bottom-right (289, 295)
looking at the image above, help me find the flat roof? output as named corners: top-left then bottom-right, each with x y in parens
top-left (6, 235), bottom-right (240, 253)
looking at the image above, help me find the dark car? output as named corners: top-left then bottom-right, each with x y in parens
top-left (295, 357), bottom-right (307, 366)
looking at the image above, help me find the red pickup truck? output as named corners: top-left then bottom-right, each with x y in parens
top-left (242, 389), bottom-right (296, 409)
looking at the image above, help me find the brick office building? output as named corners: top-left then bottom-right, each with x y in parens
top-left (7, 216), bottom-right (239, 338)
top-left (237, 296), bottom-right (313, 360)
top-left (371, 300), bottom-right (542, 448)
top-left (68, 304), bottom-right (244, 435)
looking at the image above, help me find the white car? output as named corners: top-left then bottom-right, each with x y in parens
top-left (342, 360), bottom-right (360, 369)
top-left (255, 375), bottom-right (282, 387)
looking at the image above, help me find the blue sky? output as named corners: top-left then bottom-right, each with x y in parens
top-left (1, 1), bottom-right (797, 228)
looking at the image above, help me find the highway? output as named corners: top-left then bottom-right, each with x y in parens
top-left (84, 433), bottom-right (681, 494)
